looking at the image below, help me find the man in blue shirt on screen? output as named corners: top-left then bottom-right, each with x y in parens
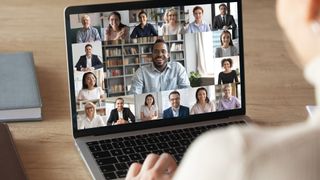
top-left (130, 39), bottom-right (190, 94)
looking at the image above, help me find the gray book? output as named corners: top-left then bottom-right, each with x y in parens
top-left (0, 52), bottom-right (42, 121)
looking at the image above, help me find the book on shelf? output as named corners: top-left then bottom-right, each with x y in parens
top-left (0, 52), bottom-right (42, 121)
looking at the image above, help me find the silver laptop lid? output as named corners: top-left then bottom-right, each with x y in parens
top-left (64, 0), bottom-right (245, 138)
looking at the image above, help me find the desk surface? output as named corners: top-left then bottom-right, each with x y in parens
top-left (1, 0), bottom-right (314, 179)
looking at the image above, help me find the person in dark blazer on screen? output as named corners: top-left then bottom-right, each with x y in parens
top-left (75, 43), bottom-right (103, 71)
top-left (213, 4), bottom-right (237, 38)
top-left (107, 97), bottom-right (135, 126)
top-left (163, 91), bottom-right (189, 119)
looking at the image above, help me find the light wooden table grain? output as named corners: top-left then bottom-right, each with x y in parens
top-left (0, 0), bottom-right (314, 179)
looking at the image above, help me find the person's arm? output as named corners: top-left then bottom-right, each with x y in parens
top-left (93, 27), bottom-right (101, 41)
top-left (128, 108), bottom-right (136, 123)
top-left (215, 48), bottom-right (221, 58)
top-left (98, 87), bottom-right (105, 99)
top-left (233, 70), bottom-right (239, 83)
top-left (130, 26), bottom-right (138, 39)
top-left (235, 97), bottom-right (241, 108)
top-left (130, 68), bottom-right (144, 94)
top-left (123, 26), bottom-right (130, 41)
top-left (176, 63), bottom-right (191, 89)
top-left (77, 90), bottom-right (83, 101)
top-left (230, 15), bottom-right (237, 29)
top-left (76, 30), bottom-right (83, 43)
top-left (140, 111), bottom-right (146, 121)
top-left (216, 99), bottom-right (223, 111)
top-left (153, 106), bottom-right (158, 119)
top-left (107, 110), bottom-right (115, 126)
top-left (96, 116), bottom-right (106, 127)
top-left (75, 57), bottom-right (83, 71)
top-left (213, 16), bottom-right (221, 30)
top-left (150, 24), bottom-right (158, 36)
top-left (93, 55), bottom-right (103, 70)
top-left (218, 72), bottom-right (222, 84)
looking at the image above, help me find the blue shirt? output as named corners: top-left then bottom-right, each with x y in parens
top-left (130, 23), bottom-right (158, 38)
top-left (130, 61), bottom-right (190, 94)
top-left (186, 21), bottom-right (211, 33)
top-left (76, 27), bottom-right (101, 43)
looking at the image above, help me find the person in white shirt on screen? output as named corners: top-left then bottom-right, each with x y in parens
top-left (140, 94), bottom-right (158, 121)
top-left (125, 0), bottom-right (320, 179)
top-left (78, 102), bottom-right (105, 129)
top-left (161, 7), bottom-right (185, 35)
top-left (130, 39), bottom-right (190, 94)
top-left (77, 72), bottom-right (104, 101)
top-left (186, 6), bottom-right (211, 33)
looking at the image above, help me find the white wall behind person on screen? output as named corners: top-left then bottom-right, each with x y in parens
top-left (70, 13), bottom-right (101, 29)
top-left (185, 32), bottom-right (215, 76)
top-left (184, 4), bottom-right (212, 28)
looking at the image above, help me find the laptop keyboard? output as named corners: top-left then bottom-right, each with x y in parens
top-left (86, 120), bottom-right (245, 179)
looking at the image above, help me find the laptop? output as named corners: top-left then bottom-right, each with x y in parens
top-left (64, 0), bottom-right (247, 179)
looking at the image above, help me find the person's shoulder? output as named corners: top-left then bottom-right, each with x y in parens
top-left (163, 107), bottom-right (171, 112)
top-left (90, 26), bottom-right (99, 32)
top-left (170, 61), bottom-right (183, 68)
top-left (181, 105), bottom-right (189, 110)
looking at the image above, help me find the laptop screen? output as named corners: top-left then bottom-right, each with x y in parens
top-left (64, 0), bottom-right (245, 137)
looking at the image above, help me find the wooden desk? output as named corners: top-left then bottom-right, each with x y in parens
top-left (0, 0), bottom-right (314, 179)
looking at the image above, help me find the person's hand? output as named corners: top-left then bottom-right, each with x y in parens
top-left (114, 118), bottom-right (128, 125)
top-left (223, 25), bottom-right (229, 30)
top-left (126, 153), bottom-right (177, 180)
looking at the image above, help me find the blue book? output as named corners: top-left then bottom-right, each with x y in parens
top-left (0, 52), bottom-right (42, 121)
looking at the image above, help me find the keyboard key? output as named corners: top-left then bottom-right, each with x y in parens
top-left (168, 141), bottom-right (180, 147)
top-left (86, 141), bottom-right (99, 146)
top-left (110, 149), bottom-right (123, 156)
top-left (88, 145), bottom-right (102, 153)
top-left (124, 140), bottom-right (137, 147)
top-left (104, 172), bottom-right (117, 180)
top-left (116, 170), bottom-right (127, 178)
top-left (112, 142), bottom-right (125, 149)
top-left (134, 146), bottom-right (147, 153)
top-left (97, 157), bottom-right (118, 166)
top-left (100, 144), bottom-right (113, 151)
top-left (157, 142), bottom-right (169, 149)
top-left (163, 148), bottom-right (177, 155)
top-left (92, 151), bottom-right (111, 159)
top-left (115, 163), bottom-right (128, 170)
top-left (129, 154), bottom-right (142, 161)
top-left (145, 144), bottom-right (157, 151)
top-left (176, 146), bottom-right (187, 154)
top-left (100, 164), bottom-right (116, 173)
top-left (117, 155), bottom-right (130, 162)
top-left (123, 147), bottom-right (135, 154)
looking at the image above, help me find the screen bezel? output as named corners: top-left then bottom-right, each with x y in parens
top-left (64, 0), bottom-right (245, 138)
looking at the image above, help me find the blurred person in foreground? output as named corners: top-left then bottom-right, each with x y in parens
top-left (125, 0), bottom-right (320, 179)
